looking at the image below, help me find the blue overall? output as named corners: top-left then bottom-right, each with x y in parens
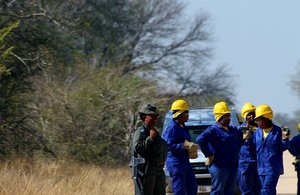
top-left (162, 119), bottom-right (197, 195)
top-left (288, 133), bottom-right (300, 195)
top-left (238, 122), bottom-right (261, 195)
top-left (253, 124), bottom-right (289, 195)
top-left (196, 123), bottom-right (242, 195)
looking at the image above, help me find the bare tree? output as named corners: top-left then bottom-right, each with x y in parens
top-left (0, 0), bottom-right (236, 163)
top-left (290, 64), bottom-right (300, 99)
top-left (1, 0), bottom-right (235, 99)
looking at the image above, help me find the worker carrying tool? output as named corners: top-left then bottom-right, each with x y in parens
top-left (251, 104), bottom-right (290, 195)
top-left (162, 99), bottom-right (198, 195)
top-left (238, 102), bottom-right (261, 195)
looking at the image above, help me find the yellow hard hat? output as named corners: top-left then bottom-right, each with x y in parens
top-left (171, 99), bottom-right (189, 118)
top-left (254, 104), bottom-right (273, 120)
top-left (213, 102), bottom-right (231, 121)
top-left (241, 102), bottom-right (256, 119)
top-left (298, 122), bottom-right (300, 131)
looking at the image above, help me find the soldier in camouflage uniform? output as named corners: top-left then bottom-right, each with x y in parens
top-left (133, 104), bottom-right (168, 195)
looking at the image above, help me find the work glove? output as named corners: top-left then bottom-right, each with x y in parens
top-left (188, 150), bottom-right (198, 159)
top-left (240, 125), bottom-right (253, 140)
top-left (205, 155), bottom-right (214, 166)
top-left (243, 130), bottom-right (253, 140)
top-left (183, 140), bottom-right (198, 152)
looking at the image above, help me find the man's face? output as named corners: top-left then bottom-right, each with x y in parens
top-left (246, 111), bottom-right (256, 126)
top-left (179, 111), bottom-right (189, 123)
top-left (246, 111), bottom-right (255, 122)
top-left (144, 114), bottom-right (158, 127)
top-left (255, 116), bottom-right (267, 128)
top-left (219, 113), bottom-right (231, 127)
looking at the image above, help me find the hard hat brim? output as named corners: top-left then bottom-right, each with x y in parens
top-left (172, 110), bottom-right (186, 118)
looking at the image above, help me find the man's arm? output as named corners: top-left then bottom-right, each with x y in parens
top-left (133, 127), bottom-right (153, 155)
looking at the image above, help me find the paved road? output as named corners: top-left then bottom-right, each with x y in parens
top-left (277, 151), bottom-right (297, 194)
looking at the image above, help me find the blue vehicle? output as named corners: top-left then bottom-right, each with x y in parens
top-left (162, 107), bottom-right (241, 194)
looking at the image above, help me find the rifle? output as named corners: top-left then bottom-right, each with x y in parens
top-left (131, 156), bottom-right (147, 195)
top-left (130, 125), bottom-right (150, 195)
top-left (131, 156), bottom-right (145, 195)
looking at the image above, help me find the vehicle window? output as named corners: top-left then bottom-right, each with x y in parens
top-left (187, 125), bottom-right (210, 142)
top-left (188, 109), bottom-right (215, 122)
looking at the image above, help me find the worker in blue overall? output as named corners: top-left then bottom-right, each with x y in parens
top-left (288, 122), bottom-right (300, 195)
top-left (252, 104), bottom-right (290, 195)
top-left (162, 99), bottom-right (198, 195)
top-left (196, 101), bottom-right (243, 195)
top-left (238, 102), bottom-right (261, 195)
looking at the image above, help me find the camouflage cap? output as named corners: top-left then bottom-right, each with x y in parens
top-left (139, 104), bottom-right (159, 115)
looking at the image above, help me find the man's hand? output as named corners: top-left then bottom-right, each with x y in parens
top-left (189, 150), bottom-right (198, 159)
top-left (205, 155), bottom-right (214, 166)
top-left (183, 140), bottom-right (198, 151)
top-left (243, 130), bottom-right (253, 140)
top-left (183, 140), bottom-right (198, 159)
top-left (282, 126), bottom-right (291, 140)
top-left (149, 128), bottom-right (157, 139)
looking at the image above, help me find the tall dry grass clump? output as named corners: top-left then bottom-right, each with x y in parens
top-left (0, 159), bottom-right (134, 195)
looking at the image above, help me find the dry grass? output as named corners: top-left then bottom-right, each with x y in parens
top-left (0, 159), bottom-right (134, 195)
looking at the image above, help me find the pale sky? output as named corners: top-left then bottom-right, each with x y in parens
top-left (186, 0), bottom-right (300, 117)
